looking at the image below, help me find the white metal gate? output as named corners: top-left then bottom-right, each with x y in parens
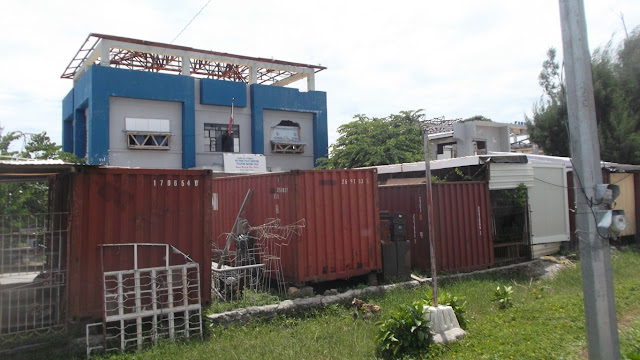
top-left (87, 244), bottom-right (202, 357)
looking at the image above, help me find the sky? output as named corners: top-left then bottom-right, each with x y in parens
top-left (1, 0), bottom-right (639, 150)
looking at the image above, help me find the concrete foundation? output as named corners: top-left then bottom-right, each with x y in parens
top-left (424, 305), bottom-right (466, 344)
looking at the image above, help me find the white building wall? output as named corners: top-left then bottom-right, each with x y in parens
top-left (108, 97), bottom-right (182, 168)
top-left (453, 122), bottom-right (511, 157)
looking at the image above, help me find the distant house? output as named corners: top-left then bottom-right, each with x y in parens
top-left (61, 34), bottom-right (328, 172)
top-left (428, 120), bottom-right (535, 160)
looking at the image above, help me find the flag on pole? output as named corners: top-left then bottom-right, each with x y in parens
top-left (228, 98), bottom-right (235, 135)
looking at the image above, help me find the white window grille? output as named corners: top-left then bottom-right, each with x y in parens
top-left (125, 118), bottom-right (171, 150)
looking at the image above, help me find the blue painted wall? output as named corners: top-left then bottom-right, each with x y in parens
top-left (62, 89), bottom-right (74, 153)
top-left (69, 66), bottom-right (195, 167)
top-left (250, 84), bottom-right (328, 164)
top-left (200, 78), bottom-right (247, 107)
top-left (64, 66), bottom-right (328, 168)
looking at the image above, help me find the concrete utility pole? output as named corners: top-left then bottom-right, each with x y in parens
top-left (422, 130), bottom-right (438, 306)
top-left (558, 1), bottom-right (621, 358)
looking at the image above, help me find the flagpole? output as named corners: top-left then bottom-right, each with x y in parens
top-left (228, 98), bottom-right (235, 135)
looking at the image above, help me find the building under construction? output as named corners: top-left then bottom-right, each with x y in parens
top-left (61, 33), bottom-right (328, 172)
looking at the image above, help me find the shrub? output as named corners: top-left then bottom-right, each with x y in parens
top-left (491, 285), bottom-right (514, 309)
top-left (437, 291), bottom-right (469, 330)
top-left (375, 300), bottom-right (433, 358)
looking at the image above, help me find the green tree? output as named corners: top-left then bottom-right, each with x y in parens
top-left (317, 110), bottom-right (425, 169)
top-left (526, 48), bottom-right (571, 157)
top-left (21, 131), bottom-right (84, 163)
top-left (0, 127), bottom-right (20, 159)
top-left (0, 127), bottom-right (84, 215)
top-left (462, 115), bottom-right (493, 122)
top-left (527, 27), bottom-right (640, 164)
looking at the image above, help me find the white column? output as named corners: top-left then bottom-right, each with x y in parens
top-left (306, 71), bottom-right (315, 91)
top-left (249, 65), bottom-right (257, 84)
top-left (99, 40), bottom-right (111, 66)
top-left (181, 56), bottom-right (190, 75)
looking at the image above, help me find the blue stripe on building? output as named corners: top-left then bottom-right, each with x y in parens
top-left (64, 66), bottom-right (327, 168)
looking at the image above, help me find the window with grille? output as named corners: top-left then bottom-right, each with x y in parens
top-left (270, 120), bottom-right (305, 154)
top-left (204, 123), bottom-right (239, 153)
top-left (125, 118), bottom-right (171, 150)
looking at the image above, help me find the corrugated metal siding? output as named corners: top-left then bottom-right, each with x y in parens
top-left (68, 168), bottom-right (212, 319)
top-left (379, 182), bottom-right (493, 272)
top-left (211, 169), bottom-right (381, 284)
top-left (378, 185), bottom-right (427, 269)
top-left (489, 163), bottom-right (534, 190)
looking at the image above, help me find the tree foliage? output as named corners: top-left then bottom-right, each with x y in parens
top-left (316, 110), bottom-right (425, 169)
top-left (527, 27), bottom-right (640, 164)
top-left (0, 126), bottom-right (84, 215)
top-left (462, 115), bottom-right (493, 123)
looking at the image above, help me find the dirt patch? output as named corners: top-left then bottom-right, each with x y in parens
top-left (525, 256), bottom-right (575, 280)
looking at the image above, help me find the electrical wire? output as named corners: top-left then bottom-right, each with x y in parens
top-left (558, 61), bottom-right (612, 241)
top-left (170, 0), bottom-right (213, 45)
top-left (532, 172), bottom-right (633, 190)
top-left (82, 0), bottom-right (215, 155)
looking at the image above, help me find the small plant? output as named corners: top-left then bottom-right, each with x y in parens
top-left (375, 299), bottom-right (433, 358)
top-left (437, 291), bottom-right (469, 330)
top-left (532, 286), bottom-right (548, 300)
top-left (491, 285), bottom-right (514, 309)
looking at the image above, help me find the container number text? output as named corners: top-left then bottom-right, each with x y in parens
top-left (153, 179), bottom-right (199, 187)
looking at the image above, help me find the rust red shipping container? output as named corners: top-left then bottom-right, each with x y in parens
top-left (67, 167), bottom-right (212, 320)
top-left (379, 182), bottom-right (494, 272)
top-left (211, 169), bottom-right (382, 285)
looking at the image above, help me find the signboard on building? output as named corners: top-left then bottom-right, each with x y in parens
top-left (223, 153), bottom-right (267, 173)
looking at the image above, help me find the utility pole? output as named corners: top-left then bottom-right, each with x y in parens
top-left (558, 0), bottom-right (621, 358)
top-left (423, 130), bottom-right (438, 306)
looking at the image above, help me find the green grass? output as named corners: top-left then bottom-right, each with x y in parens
top-left (15, 248), bottom-right (640, 360)
top-left (206, 290), bottom-right (283, 314)
top-left (95, 248), bottom-right (640, 360)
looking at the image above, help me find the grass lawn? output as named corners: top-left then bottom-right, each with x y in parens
top-left (83, 249), bottom-right (640, 359)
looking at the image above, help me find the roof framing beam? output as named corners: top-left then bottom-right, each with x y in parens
top-left (62, 34), bottom-right (325, 88)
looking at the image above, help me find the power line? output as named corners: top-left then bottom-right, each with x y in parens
top-left (170, 0), bottom-right (213, 44)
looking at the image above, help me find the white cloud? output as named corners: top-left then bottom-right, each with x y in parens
top-left (0, 0), bottom-right (639, 149)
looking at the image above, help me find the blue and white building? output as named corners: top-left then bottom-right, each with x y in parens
top-left (61, 33), bottom-right (328, 171)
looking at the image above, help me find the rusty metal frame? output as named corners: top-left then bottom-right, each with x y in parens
top-left (62, 33), bottom-right (325, 85)
top-left (424, 116), bottom-right (463, 135)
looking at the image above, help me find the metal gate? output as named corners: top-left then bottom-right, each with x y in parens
top-left (0, 212), bottom-right (68, 344)
top-left (86, 243), bottom-right (203, 357)
top-left (490, 189), bottom-right (531, 265)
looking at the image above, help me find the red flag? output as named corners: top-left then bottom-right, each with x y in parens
top-left (227, 99), bottom-right (234, 135)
